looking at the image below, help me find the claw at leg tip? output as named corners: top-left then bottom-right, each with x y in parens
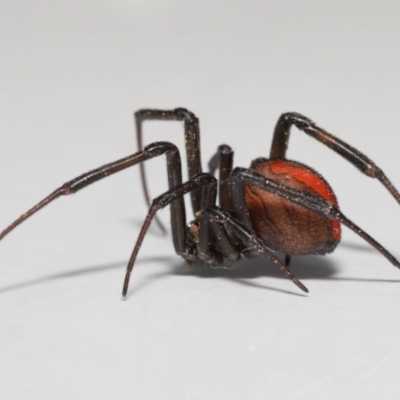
top-left (294, 278), bottom-right (309, 293)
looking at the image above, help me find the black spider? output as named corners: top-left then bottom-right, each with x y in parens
top-left (1, 109), bottom-right (399, 297)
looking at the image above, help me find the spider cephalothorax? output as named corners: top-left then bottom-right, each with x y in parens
top-left (1, 109), bottom-right (399, 297)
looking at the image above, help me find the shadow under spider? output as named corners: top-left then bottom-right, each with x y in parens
top-left (172, 254), bottom-right (339, 280)
top-left (339, 240), bottom-right (377, 253)
top-left (0, 256), bottom-right (172, 295)
top-left (0, 253), bottom-right (334, 297)
top-left (126, 254), bottom-right (339, 298)
top-left (1, 251), bottom-right (398, 298)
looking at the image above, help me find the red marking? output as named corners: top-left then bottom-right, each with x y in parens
top-left (270, 161), bottom-right (341, 240)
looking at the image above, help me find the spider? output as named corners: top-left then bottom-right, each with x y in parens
top-left (1, 108), bottom-right (400, 296)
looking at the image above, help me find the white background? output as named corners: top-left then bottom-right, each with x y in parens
top-left (1, 1), bottom-right (400, 399)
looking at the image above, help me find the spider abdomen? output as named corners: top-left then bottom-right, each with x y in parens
top-left (245, 159), bottom-right (341, 255)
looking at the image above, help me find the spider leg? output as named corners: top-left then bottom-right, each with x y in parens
top-left (270, 112), bottom-right (400, 204)
top-left (196, 175), bottom-right (223, 265)
top-left (0, 142), bottom-right (188, 255)
top-left (231, 167), bottom-right (400, 270)
top-left (208, 144), bottom-right (234, 211)
top-left (122, 173), bottom-right (217, 296)
top-left (135, 108), bottom-right (202, 225)
top-left (208, 219), bottom-right (241, 263)
top-left (285, 255), bottom-right (291, 270)
top-left (198, 195), bottom-right (241, 264)
top-left (203, 206), bottom-right (308, 293)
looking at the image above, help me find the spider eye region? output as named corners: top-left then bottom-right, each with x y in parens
top-left (245, 159), bottom-right (341, 255)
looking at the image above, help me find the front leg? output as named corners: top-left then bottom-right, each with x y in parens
top-left (0, 142), bottom-right (187, 255)
top-left (123, 173), bottom-right (217, 296)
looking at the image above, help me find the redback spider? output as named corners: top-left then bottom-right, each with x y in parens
top-left (1, 109), bottom-right (400, 296)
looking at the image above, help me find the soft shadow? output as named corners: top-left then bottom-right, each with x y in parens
top-left (339, 240), bottom-right (376, 253)
top-left (231, 279), bottom-right (308, 297)
top-left (179, 255), bottom-right (400, 286)
top-left (0, 256), bottom-right (174, 295)
top-left (170, 254), bottom-right (339, 281)
top-left (330, 277), bottom-right (400, 284)
top-left (6, 251), bottom-right (398, 299)
top-left (127, 254), bottom-right (340, 298)
top-left (126, 263), bottom-right (310, 298)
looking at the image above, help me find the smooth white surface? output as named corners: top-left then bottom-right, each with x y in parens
top-left (1, 1), bottom-right (400, 399)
